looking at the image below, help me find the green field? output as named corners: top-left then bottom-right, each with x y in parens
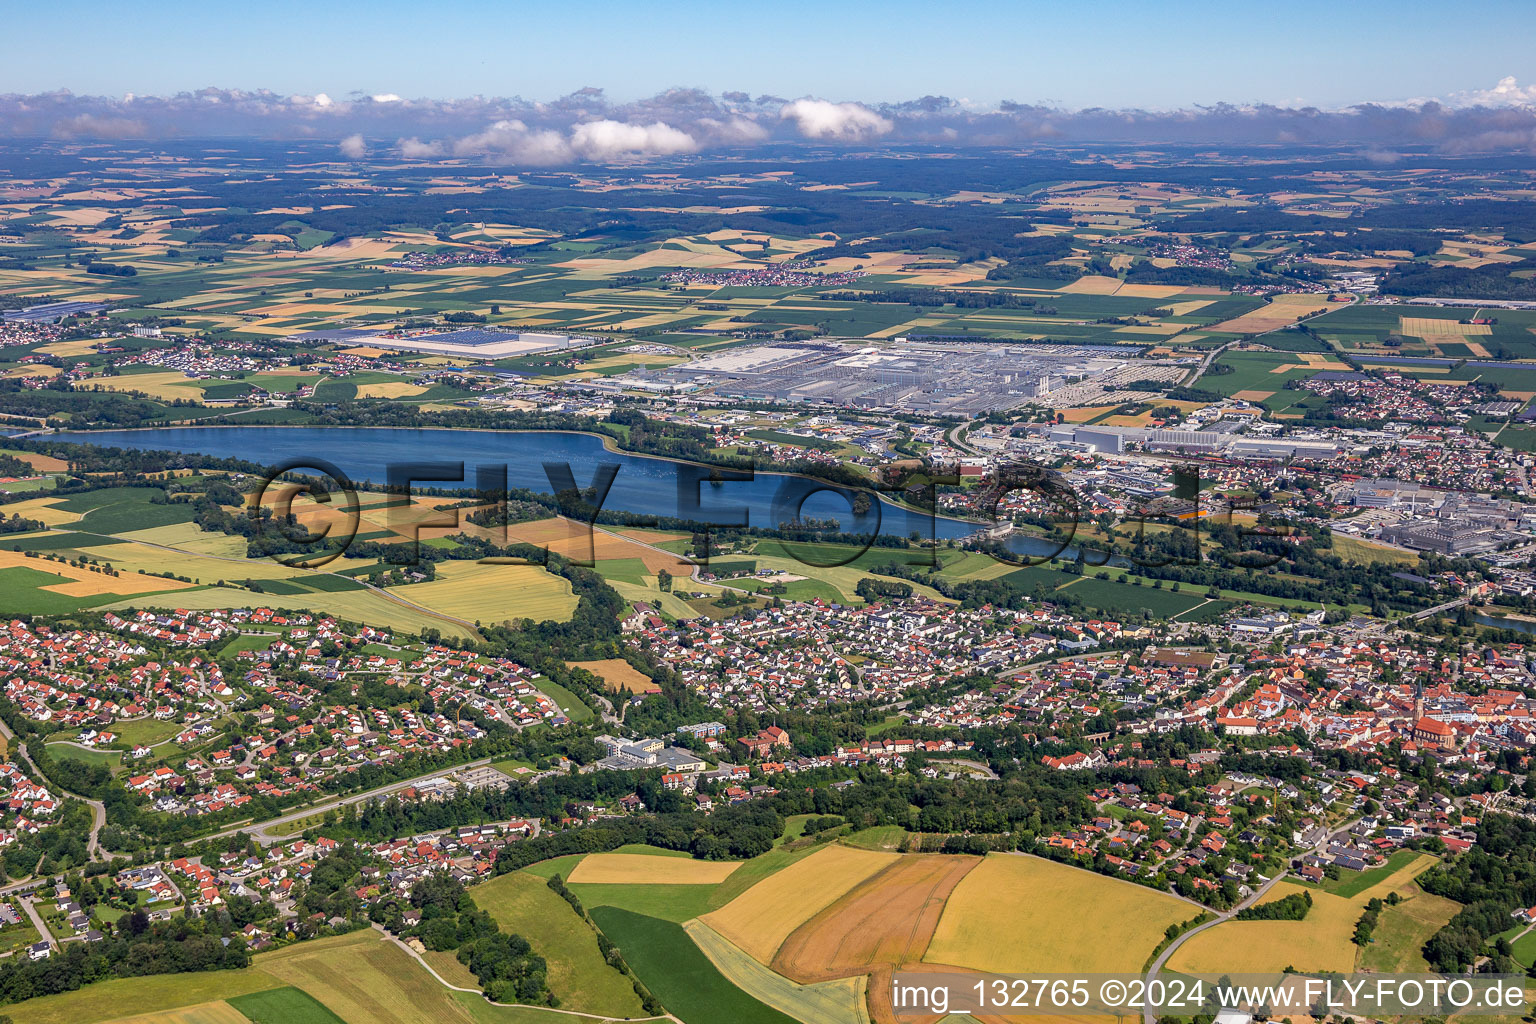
top-left (531, 678), bottom-right (594, 723)
top-left (1321, 849), bottom-right (1420, 899)
top-left (229, 986), bottom-right (348, 1024)
top-left (1357, 891), bottom-right (1461, 972)
top-left (569, 882), bottom-right (717, 923)
top-left (470, 871), bottom-right (643, 1017)
top-left (5, 969), bottom-right (283, 1024)
top-left (587, 907), bottom-right (797, 1024)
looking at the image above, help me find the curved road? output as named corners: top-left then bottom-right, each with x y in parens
top-left (0, 716), bottom-right (115, 861)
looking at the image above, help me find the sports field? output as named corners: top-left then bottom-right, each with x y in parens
top-left (566, 852), bottom-right (740, 885)
top-left (698, 844), bottom-right (900, 963)
top-left (924, 854), bottom-right (1192, 974)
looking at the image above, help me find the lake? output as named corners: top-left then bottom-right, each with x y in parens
top-left (53, 425), bottom-right (984, 542)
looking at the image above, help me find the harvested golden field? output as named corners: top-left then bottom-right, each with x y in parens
top-left (568, 658), bottom-right (659, 694)
top-left (389, 560), bottom-right (578, 623)
top-left (354, 381), bottom-right (429, 399)
top-left (1400, 316), bottom-right (1491, 336)
top-left (72, 371), bottom-right (207, 401)
top-left (1117, 283), bottom-right (1188, 298)
top-left (567, 852), bottom-right (740, 885)
top-left (74, 539), bottom-right (300, 582)
top-left (924, 854), bottom-right (1191, 974)
top-left (1060, 275), bottom-right (1123, 295)
top-left (0, 549), bottom-right (195, 596)
top-left (4, 497), bottom-right (82, 526)
top-left (1170, 881), bottom-right (1358, 974)
top-left (700, 844), bottom-right (901, 964)
top-left (102, 1003), bottom-right (251, 1024)
top-left (1061, 405), bottom-right (1118, 423)
top-left (255, 930), bottom-right (479, 1024)
top-left (1171, 855), bottom-right (1439, 975)
top-left (1232, 389), bottom-right (1277, 401)
top-left (1212, 293), bottom-right (1330, 333)
top-left (774, 854), bottom-right (980, 984)
top-left (0, 449), bottom-right (67, 472)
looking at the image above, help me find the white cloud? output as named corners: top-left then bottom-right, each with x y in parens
top-left (452, 119), bottom-right (573, 164)
top-left (569, 119), bottom-right (697, 160)
top-left (697, 115), bottom-right (769, 145)
top-left (53, 113), bottom-right (147, 138)
top-left (338, 133), bottom-right (366, 159)
top-left (396, 136), bottom-right (444, 158)
top-left (779, 98), bottom-right (892, 141)
top-left (1448, 76), bottom-right (1536, 109)
top-left (371, 93), bottom-right (403, 104)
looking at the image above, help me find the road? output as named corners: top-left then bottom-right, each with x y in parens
top-left (931, 758), bottom-right (999, 780)
top-left (1141, 815), bottom-right (1362, 1024)
top-left (945, 422), bottom-right (981, 456)
top-left (16, 893), bottom-right (53, 950)
top-left (201, 756), bottom-right (499, 846)
top-left (1182, 339), bottom-right (1238, 387)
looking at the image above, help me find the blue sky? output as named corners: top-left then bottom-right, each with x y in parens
top-left (7, 0), bottom-right (1535, 109)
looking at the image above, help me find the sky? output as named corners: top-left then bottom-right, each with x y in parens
top-left (7, 0), bottom-right (1536, 111)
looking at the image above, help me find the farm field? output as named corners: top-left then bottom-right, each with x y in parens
top-left (101, 1003), bottom-right (253, 1024)
top-left (97, 584), bottom-right (479, 641)
top-left (924, 854), bottom-right (1192, 974)
top-left (773, 855), bottom-right (979, 984)
top-left (1358, 889), bottom-right (1461, 972)
top-left (1170, 854), bottom-right (1439, 975)
top-left (253, 930), bottom-right (487, 1024)
top-left (5, 968), bottom-right (284, 1024)
top-left (698, 844), bottom-right (900, 964)
top-left (685, 919), bottom-right (871, 1024)
top-left (566, 658), bottom-right (658, 694)
top-left (567, 881), bottom-right (717, 923)
top-left (387, 560), bottom-right (579, 623)
top-left (470, 870), bottom-right (645, 1017)
top-left (587, 906), bottom-right (798, 1024)
top-left (566, 852), bottom-right (741, 885)
top-left (226, 987), bottom-right (349, 1024)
